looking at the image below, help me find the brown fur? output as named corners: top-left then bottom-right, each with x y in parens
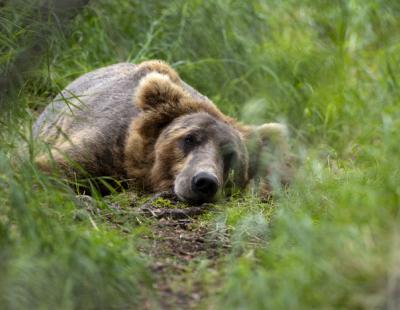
top-left (123, 72), bottom-right (240, 189)
top-left (34, 60), bottom-right (293, 200)
top-left (135, 60), bottom-right (181, 84)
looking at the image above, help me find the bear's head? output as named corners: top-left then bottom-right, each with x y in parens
top-left (151, 112), bottom-right (249, 203)
top-left (124, 71), bottom-right (292, 204)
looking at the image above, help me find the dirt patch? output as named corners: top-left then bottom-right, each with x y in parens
top-left (139, 194), bottom-right (229, 309)
top-left (74, 193), bottom-right (230, 309)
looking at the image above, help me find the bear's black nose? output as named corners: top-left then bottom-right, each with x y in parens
top-left (192, 172), bottom-right (219, 198)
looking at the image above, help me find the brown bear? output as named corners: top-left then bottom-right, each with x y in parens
top-left (34, 60), bottom-right (293, 203)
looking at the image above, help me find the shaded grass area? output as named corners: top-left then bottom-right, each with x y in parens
top-left (1, 0), bottom-right (400, 308)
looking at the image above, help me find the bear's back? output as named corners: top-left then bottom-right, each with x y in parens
top-left (34, 62), bottom-right (212, 143)
top-left (33, 62), bottom-right (215, 178)
top-left (33, 63), bottom-right (141, 142)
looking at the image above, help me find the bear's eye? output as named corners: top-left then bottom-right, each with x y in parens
top-left (182, 134), bottom-right (198, 153)
top-left (184, 134), bottom-right (196, 146)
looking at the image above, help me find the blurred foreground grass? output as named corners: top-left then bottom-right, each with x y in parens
top-left (1, 0), bottom-right (399, 308)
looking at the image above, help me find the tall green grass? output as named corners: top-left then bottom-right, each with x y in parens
top-left (1, 0), bottom-right (399, 308)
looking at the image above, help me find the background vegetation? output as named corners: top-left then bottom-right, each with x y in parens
top-left (1, 0), bottom-right (399, 308)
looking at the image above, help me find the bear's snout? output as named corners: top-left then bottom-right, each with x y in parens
top-left (173, 161), bottom-right (222, 204)
top-left (191, 172), bottom-right (219, 199)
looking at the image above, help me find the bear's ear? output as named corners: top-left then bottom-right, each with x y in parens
top-left (256, 123), bottom-right (289, 150)
top-left (135, 60), bottom-right (181, 84)
top-left (135, 72), bottom-right (187, 111)
top-left (246, 122), bottom-right (294, 199)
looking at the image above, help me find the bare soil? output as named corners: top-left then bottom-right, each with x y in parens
top-left (139, 199), bottom-right (229, 309)
top-left (75, 193), bottom-right (229, 309)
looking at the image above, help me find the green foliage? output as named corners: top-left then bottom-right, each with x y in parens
top-left (0, 151), bottom-right (151, 308)
top-left (1, 0), bottom-right (399, 308)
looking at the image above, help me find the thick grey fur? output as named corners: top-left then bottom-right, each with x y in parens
top-left (33, 63), bottom-right (212, 177)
